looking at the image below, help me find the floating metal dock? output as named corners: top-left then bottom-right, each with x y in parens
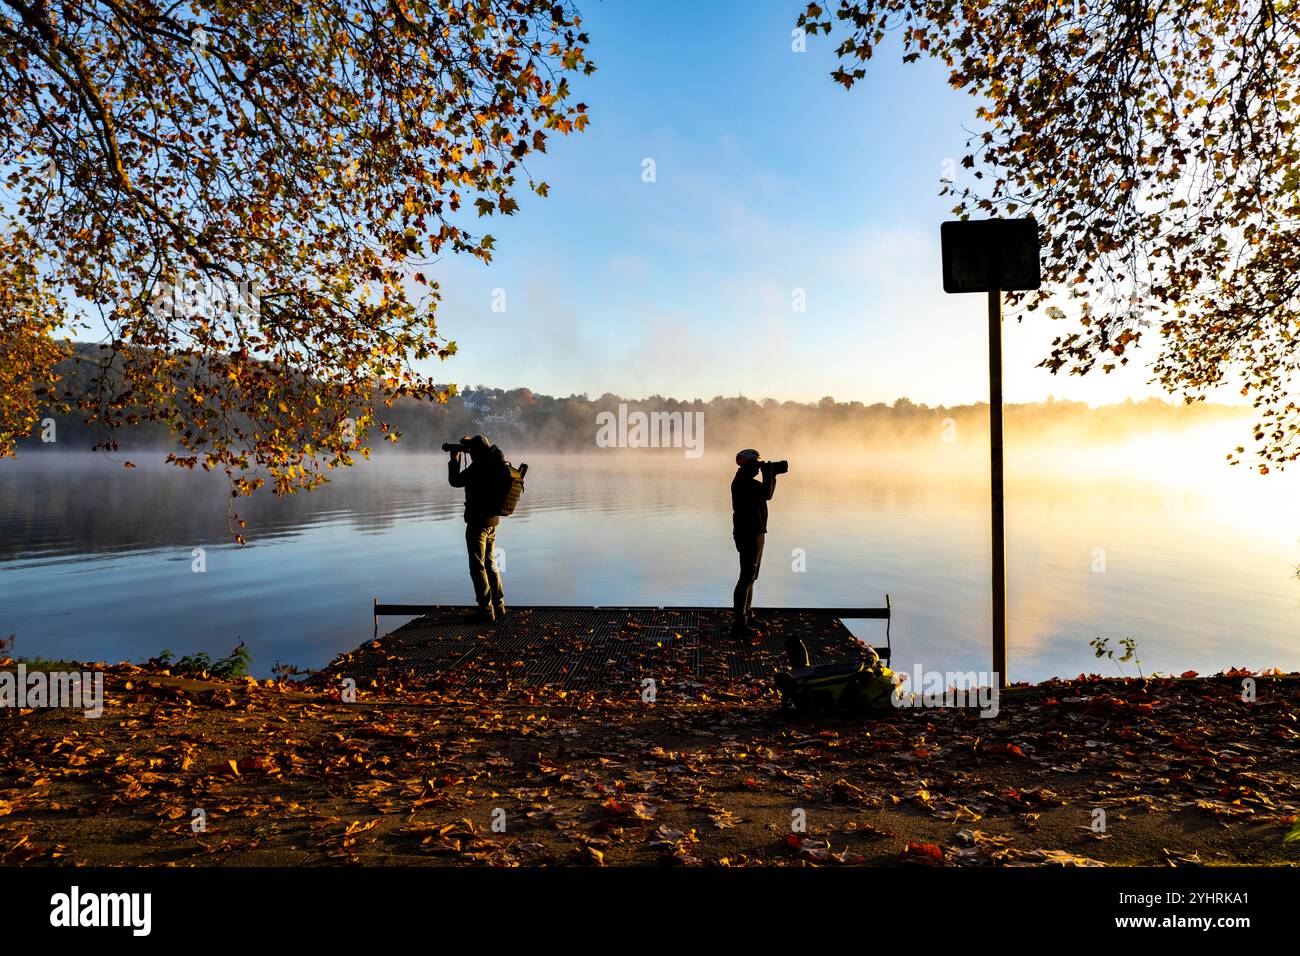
top-left (319, 601), bottom-right (891, 692)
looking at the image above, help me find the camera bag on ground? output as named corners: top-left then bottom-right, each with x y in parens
top-left (774, 653), bottom-right (899, 715)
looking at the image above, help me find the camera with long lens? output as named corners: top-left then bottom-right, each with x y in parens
top-left (760, 459), bottom-right (789, 476)
top-left (442, 441), bottom-right (467, 453)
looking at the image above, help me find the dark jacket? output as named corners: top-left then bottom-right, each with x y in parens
top-left (731, 465), bottom-right (776, 536)
top-left (449, 448), bottom-right (505, 526)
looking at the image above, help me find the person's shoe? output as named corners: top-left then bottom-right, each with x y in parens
top-left (745, 614), bottom-right (765, 637)
top-left (730, 618), bottom-right (755, 639)
top-left (491, 604), bottom-right (506, 620)
top-left (463, 606), bottom-right (496, 624)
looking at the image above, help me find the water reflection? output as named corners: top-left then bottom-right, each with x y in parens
top-left (1, 445), bottom-right (1296, 681)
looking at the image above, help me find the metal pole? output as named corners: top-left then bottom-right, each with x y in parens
top-left (988, 288), bottom-right (1007, 688)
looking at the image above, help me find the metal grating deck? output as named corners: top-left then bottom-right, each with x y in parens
top-left (318, 605), bottom-right (887, 692)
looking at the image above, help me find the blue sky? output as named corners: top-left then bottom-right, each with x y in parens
top-left (428, 0), bottom-right (1167, 407)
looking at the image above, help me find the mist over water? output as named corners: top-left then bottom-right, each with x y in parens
top-left (1, 420), bottom-right (1297, 681)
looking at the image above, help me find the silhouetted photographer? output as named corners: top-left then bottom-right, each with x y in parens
top-left (730, 449), bottom-right (808, 667)
top-left (446, 435), bottom-right (526, 624)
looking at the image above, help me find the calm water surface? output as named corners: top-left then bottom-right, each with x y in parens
top-left (2, 439), bottom-right (1297, 680)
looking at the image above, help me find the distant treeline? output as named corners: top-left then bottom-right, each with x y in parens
top-left (19, 351), bottom-right (1249, 456)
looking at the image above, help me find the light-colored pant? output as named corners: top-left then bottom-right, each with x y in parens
top-left (466, 522), bottom-right (504, 609)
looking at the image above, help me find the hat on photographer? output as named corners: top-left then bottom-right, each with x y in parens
top-left (735, 448), bottom-right (760, 467)
top-left (462, 434), bottom-right (492, 457)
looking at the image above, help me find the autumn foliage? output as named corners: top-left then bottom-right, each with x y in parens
top-left (0, 0), bottom-right (593, 519)
top-left (801, 0), bottom-right (1300, 469)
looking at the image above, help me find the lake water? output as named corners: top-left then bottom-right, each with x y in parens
top-left (2, 438), bottom-right (1298, 681)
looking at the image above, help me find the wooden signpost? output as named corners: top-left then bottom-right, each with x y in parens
top-left (941, 217), bottom-right (1042, 689)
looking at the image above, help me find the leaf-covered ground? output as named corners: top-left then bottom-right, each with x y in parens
top-left (1, 656), bottom-right (1296, 866)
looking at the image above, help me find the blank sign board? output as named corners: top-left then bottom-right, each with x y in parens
top-left (941, 218), bottom-right (1041, 293)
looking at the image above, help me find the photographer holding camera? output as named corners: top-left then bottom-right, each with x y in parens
top-left (447, 434), bottom-right (509, 624)
top-left (731, 449), bottom-right (809, 667)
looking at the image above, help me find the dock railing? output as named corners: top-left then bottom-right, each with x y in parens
top-left (371, 596), bottom-right (893, 662)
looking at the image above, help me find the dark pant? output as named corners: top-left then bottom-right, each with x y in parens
top-left (733, 532), bottom-right (765, 621)
top-left (466, 522), bottom-right (504, 609)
